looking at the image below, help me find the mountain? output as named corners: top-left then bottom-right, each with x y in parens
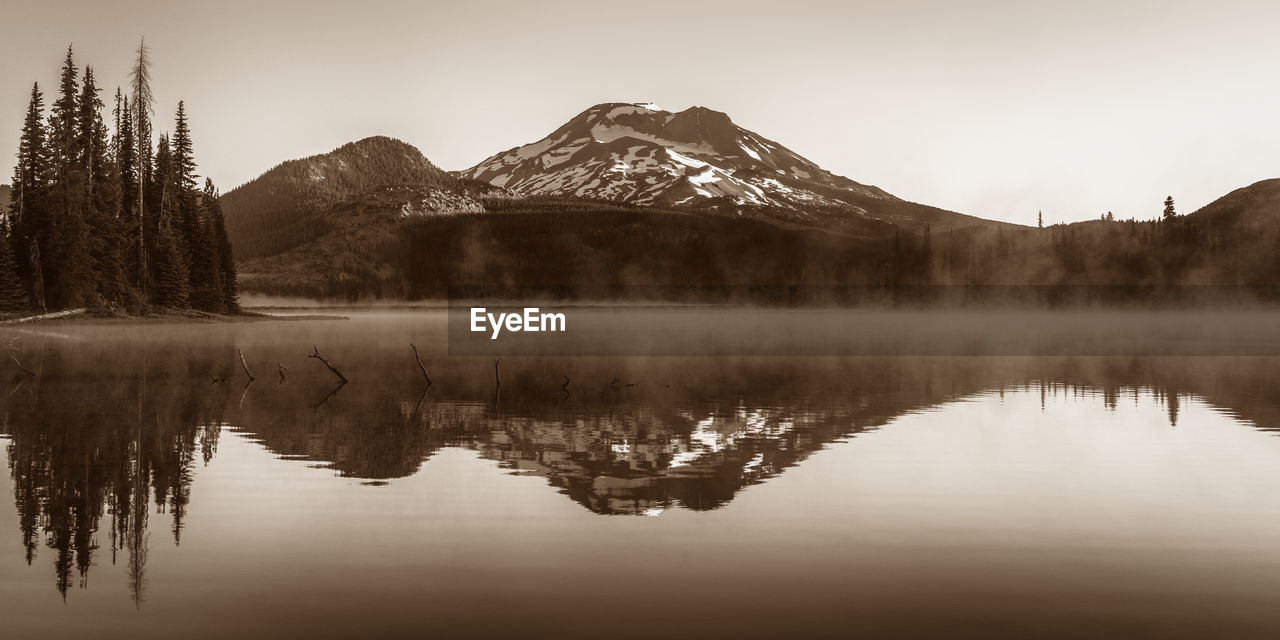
top-left (1185, 178), bottom-right (1280, 228)
top-left (222, 136), bottom-right (504, 259)
top-left (459, 102), bottom-right (989, 231)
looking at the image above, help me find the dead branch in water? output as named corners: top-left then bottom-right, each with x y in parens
top-left (238, 349), bottom-right (255, 381)
top-left (410, 343), bottom-right (431, 385)
top-left (278, 363), bottom-right (292, 383)
top-left (9, 354), bottom-right (35, 377)
top-left (494, 359), bottom-right (501, 387)
top-left (308, 346), bottom-right (348, 383)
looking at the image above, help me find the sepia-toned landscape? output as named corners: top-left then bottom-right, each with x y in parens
top-left (2, 1), bottom-right (1279, 638)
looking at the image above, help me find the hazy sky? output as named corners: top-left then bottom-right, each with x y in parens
top-left (2, 0), bottom-right (1277, 225)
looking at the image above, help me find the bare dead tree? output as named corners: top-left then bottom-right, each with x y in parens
top-left (410, 343), bottom-right (431, 385)
top-left (308, 346), bottom-right (348, 383)
top-left (238, 349), bottom-right (255, 381)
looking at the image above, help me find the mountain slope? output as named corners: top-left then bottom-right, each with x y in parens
top-left (1185, 178), bottom-right (1280, 229)
top-left (459, 102), bottom-right (990, 232)
top-left (222, 136), bottom-right (501, 259)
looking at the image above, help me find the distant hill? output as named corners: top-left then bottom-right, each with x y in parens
top-left (1185, 178), bottom-right (1280, 229)
top-left (459, 102), bottom-right (996, 234)
top-left (221, 136), bottom-right (504, 259)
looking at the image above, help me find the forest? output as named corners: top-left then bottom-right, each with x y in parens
top-left (1, 42), bottom-right (237, 316)
top-left (239, 180), bottom-right (1280, 306)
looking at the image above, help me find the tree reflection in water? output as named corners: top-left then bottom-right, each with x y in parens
top-left (4, 335), bottom-right (1280, 601)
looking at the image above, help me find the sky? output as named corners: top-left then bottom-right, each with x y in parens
top-left (1, 0), bottom-right (1277, 226)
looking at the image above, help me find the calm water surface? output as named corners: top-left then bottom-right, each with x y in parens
top-left (1, 311), bottom-right (1279, 638)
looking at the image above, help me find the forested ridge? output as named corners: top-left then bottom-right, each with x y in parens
top-left (1, 42), bottom-right (237, 316)
top-left (237, 180), bottom-right (1280, 304)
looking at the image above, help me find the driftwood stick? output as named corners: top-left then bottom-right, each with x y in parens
top-left (9, 354), bottom-right (35, 377)
top-left (308, 346), bottom-right (348, 383)
top-left (278, 363), bottom-right (292, 382)
top-left (410, 343), bottom-right (431, 385)
top-left (238, 349), bottom-right (255, 381)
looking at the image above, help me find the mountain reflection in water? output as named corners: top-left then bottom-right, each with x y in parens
top-left (1, 313), bottom-right (1279, 638)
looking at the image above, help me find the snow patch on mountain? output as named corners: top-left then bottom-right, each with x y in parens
top-left (460, 102), bottom-right (894, 212)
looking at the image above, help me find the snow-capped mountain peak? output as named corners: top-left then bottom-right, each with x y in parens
top-left (459, 102), bottom-right (894, 210)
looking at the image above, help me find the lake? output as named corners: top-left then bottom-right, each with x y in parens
top-left (1, 310), bottom-right (1279, 638)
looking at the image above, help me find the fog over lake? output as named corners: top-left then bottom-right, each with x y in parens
top-left (0, 311), bottom-right (1277, 638)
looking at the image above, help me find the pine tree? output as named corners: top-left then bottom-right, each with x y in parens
top-left (1163, 196), bottom-right (1176, 220)
top-left (148, 135), bottom-right (189, 308)
top-left (45, 46), bottom-right (93, 308)
top-left (152, 223), bottom-right (189, 309)
top-left (170, 102), bottom-right (205, 300)
top-left (204, 181), bottom-right (238, 313)
top-left (1037, 210), bottom-right (1043, 228)
top-left (117, 93), bottom-right (142, 291)
top-left (10, 84), bottom-right (51, 310)
top-left (130, 39), bottom-right (154, 295)
top-left (188, 178), bottom-right (221, 312)
top-left (80, 66), bottom-right (127, 304)
top-left (149, 133), bottom-right (173, 288)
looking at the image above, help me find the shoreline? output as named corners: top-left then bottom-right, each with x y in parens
top-left (0, 308), bottom-right (350, 325)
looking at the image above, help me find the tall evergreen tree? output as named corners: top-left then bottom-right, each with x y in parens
top-left (10, 84), bottom-right (51, 310)
top-left (1163, 196), bottom-right (1176, 220)
top-left (44, 46), bottom-right (94, 308)
top-left (130, 39), bottom-right (155, 294)
top-left (203, 180), bottom-right (238, 313)
top-left (116, 94), bottom-right (142, 291)
top-left (80, 66), bottom-right (127, 304)
top-left (171, 103), bottom-right (200, 283)
top-left (149, 135), bottom-right (188, 308)
top-left (152, 224), bottom-right (189, 309)
top-left (10, 85), bottom-right (50, 226)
